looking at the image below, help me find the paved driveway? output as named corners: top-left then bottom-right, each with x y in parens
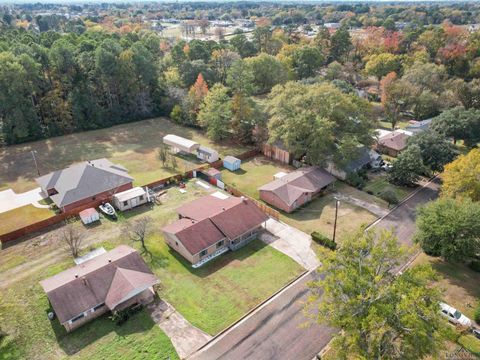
top-left (0, 187), bottom-right (47, 213)
top-left (261, 218), bottom-right (320, 271)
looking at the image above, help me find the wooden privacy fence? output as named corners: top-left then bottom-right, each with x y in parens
top-left (226, 186), bottom-right (280, 220)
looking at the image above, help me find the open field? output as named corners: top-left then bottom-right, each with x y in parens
top-left (0, 205), bottom-right (55, 235)
top-left (221, 157), bottom-right (378, 242)
top-left (0, 180), bottom-right (303, 358)
top-left (0, 117), bottom-right (251, 193)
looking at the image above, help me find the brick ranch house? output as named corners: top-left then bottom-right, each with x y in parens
top-left (258, 167), bottom-right (335, 213)
top-left (36, 158), bottom-right (133, 212)
top-left (162, 194), bottom-right (268, 267)
top-left (40, 245), bottom-right (158, 332)
top-left (376, 131), bottom-right (410, 157)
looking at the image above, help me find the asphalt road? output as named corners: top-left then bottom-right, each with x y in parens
top-left (190, 177), bottom-right (441, 360)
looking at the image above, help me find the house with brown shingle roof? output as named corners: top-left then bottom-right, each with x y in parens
top-left (40, 245), bottom-right (158, 332)
top-left (258, 167), bottom-right (335, 213)
top-left (376, 131), bottom-right (410, 157)
top-left (162, 194), bottom-right (268, 267)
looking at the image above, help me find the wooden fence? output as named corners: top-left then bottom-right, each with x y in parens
top-left (227, 186), bottom-right (280, 220)
top-left (0, 148), bottom-right (262, 245)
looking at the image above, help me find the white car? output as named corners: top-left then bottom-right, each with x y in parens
top-left (439, 302), bottom-right (472, 327)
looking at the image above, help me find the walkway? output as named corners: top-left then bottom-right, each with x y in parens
top-left (0, 187), bottom-right (47, 213)
top-left (147, 299), bottom-right (212, 359)
top-left (261, 218), bottom-right (320, 271)
top-left (333, 192), bottom-right (389, 218)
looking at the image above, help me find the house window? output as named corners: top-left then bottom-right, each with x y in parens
top-left (199, 249), bottom-right (208, 257)
top-left (93, 303), bottom-right (104, 312)
top-left (216, 240), bottom-right (224, 248)
top-left (71, 313), bottom-right (85, 323)
top-left (123, 201), bottom-right (128, 206)
top-left (139, 195), bottom-right (144, 200)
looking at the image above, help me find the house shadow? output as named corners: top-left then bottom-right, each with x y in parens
top-left (52, 307), bottom-right (155, 356)
top-left (167, 239), bottom-right (269, 278)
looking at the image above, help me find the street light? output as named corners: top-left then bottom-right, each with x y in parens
top-left (332, 197), bottom-right (340, 243)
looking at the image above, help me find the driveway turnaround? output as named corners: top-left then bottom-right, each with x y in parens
top-left (188, 177), bottom-right (440, 360)
top-left (261, 218), bottom-right (320, 271)
top-left (148, 299), bottom-right (212, 359)
top-left (0, 187), bottom-right (46, 213)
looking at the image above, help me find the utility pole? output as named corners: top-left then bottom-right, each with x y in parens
top-left (31, 150), bottom-right (40, 177)
top-left (332, 197), bottom-right (340, 243)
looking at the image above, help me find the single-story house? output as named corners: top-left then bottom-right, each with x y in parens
top-left (40, 245), bottom-right (158, 332)
top-left (376, 130), bottom-right (410, 157)
top-left (112, 187), bottom-right (148, 211)
top-left (262, 140), bottom-right (292, 165)
top-left (79, 208), bottom-right (100, 225)
top-left (258, 167), bottom-right (335, 213)
top-left (223, 156), bottom-right (241, 172)
top-left (196, 146), bottom-right (219, 163)
top-left (163, 134), bottom-right (200, 154)
top-left (36, 159), bottom-right (134, 212)
top-left (162, 194), bottom-right (268, 267)
top-left (325, 146), bottom-right (382, 180)
top-left (405, 119), bottom-right (432, 134)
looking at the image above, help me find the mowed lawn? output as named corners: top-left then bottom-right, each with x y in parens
top-left (0, 181), bottom-right (303, 358)
top-left (0, 117), bottom-right (251, 193)
top-left (221, 157), bottom-right (377, 243)
top-left (364, 173), bottom-right (413, 202)
top-left (0, 205), bottom-right (55, 235)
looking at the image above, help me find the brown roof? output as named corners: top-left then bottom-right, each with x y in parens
top-left (162, 195), bottom-right (268, 255)
top-left (40, 245), bottom-right (158, 324)
top-left (162, 218), bottom-right (226, 255)
top-left (378, 131), bottom-right (409, 151)
top-left (258, 167), bottom-right (335, 207)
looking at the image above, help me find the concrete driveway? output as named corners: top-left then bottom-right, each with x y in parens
top-left (0, 187), bottom-right (47, 213)
top-left (148, 299), bottom-right (212, 359)
top-left (261, 218), bottom-right (320, 271)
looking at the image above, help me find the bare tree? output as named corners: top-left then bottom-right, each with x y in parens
top-left (158, 144), bottom-right (168, 167)
top-left (61, 223), bottom-right (85, 258)
top-left (123, 216), bottom-right (152, 255)
top-left (214, 27), bottom-right (225, 41)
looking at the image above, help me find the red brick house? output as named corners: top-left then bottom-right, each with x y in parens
top-left (258, 167), bottom-right (335, 213)
top-left (36, 158), bottom-right (133, 212)
top-left (40, 245), bottom-right (158, 332)
top-left (162, 194), bottom-right (268, 267)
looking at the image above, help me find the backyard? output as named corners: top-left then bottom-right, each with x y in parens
top-left (0, 180), bottom-right (304, 359)
top-left (0, 205), bottom-right (55, 235)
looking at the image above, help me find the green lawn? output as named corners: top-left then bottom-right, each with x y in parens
top-left (364, 174), bottom-right (413, 202)
top-left (0, 117), bottom-right (251, 193)
top-left (0, 205), bottom-right (55, 235)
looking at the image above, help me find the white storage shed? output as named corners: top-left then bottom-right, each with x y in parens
top-left (113, 187), bottom-right (148, 211)
top-left (79, 208), bottom-right (100, 225)
top-left (196, 146), bottom-right (219, 163)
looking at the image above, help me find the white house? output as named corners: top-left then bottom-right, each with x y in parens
top-left (163, 134), bottom-right (200, 154)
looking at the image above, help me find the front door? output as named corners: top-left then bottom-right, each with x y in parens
top-left (131, 198), bottom-right (138, 207)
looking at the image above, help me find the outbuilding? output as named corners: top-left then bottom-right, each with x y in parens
top-left (79, 208), bottom-right (100, 225)
top-left (163, 134), bottom-right (200, 154)
top-left (196, 146), bottom-right (219, 163)
top-left (223, 156), bottom-right (241, 172)
top-left (112, 187), bottom-right (148, 211)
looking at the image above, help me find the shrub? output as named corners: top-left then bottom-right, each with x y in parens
top-left (311, 231), bottom-right (337, 250)
top-left (475, 303), bottom-right (480, 323)
top-left (469, 259), bottom-right (480, 273)
top-left (379, 189), bottom-right (399, 206)
top-left (345, 171), bottom-right (366, 189)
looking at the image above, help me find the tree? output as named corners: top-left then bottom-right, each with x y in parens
top-left (388, 144), bottom-right (425, 186)
top-left (211, 49), bottom-right (240, 84)
top-left (158, 144), bottom-right (168, 167)
top-left (61, 223), bottom-right (84, 258)
top-left (407, 130), bottom-right (458, 172)
top-left (226, 59), bottom-right (256, 95)
top-left (441, 148), bottom-right (480, 201)
top-left (186, 73), bottom-right (209, 121)
top-left (123, 216), bottom-right (152, 255)
top-left (415, 198), bottom-right (480, 261)
top-left (306, 229), bottom-right (444, 360)
top-left (229, 32), bottom-right (256, 58)
top-left (245, 53), bottom-right (287, 94)
top-left (329, 25), bottom-right (352, 62)
top-left (365, 53), bottom-right (402, 80)
top-left (267, 82), bottom-right (374, 166)
top-left (290, 46), bottom-right (324, 79)
top-left (379, 189), bottom-right (399, 207)
top-left (431, 106), bottom-right (480, 146)
top-left (197, 84), bottom-right (232, 141)
top-left (230, 93), bottom-right (260, 144)
top-left (380, 72), bottom-right (412, 130)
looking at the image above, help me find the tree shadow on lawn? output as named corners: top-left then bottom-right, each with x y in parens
top-left (53, 308), bottom-right (155, 356)
top-left (166, 239), bottom-right (269, 279)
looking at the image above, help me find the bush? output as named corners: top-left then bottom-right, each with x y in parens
top-left (475, 303), bottom-right (480, 323)
top-left (311, 231), bottom-right (337, 250)
top-left (345, 171), bottom-right (366, 189)
top-left (379, 189), bottom-right (399, 206)
top-left (469, 259), bottom-right (480, 273)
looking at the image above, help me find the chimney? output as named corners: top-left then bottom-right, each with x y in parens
top-left (241, 196), bottom-right (247, 203)
top-left (108, 259), bottom-right (112, 263)
top-left (74, 274), bottom-right (79, 278)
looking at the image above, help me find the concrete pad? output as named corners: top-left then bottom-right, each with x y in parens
top-left (261, 218), bottom-right (320, 271)
top-left (0, 187), bottom-right (46, 213)
top-left (148, 299), bottom-right (212, 359)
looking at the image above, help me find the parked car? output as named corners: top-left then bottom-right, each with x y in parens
top-left (472, 328), bottom-right (480, 339)
top-left (439, 302), bottom-right (472, 327)
top-left (381, 162), bottom-right (393, 172)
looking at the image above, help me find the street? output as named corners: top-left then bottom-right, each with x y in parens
top-left (190, 177), bottom-right (441, 360)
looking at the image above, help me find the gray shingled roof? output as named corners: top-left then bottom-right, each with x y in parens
top-left (36, 158), bottom-right (133, 208)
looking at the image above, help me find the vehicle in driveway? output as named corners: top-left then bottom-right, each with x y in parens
top-left (440, 302), bottom-right (472, 327)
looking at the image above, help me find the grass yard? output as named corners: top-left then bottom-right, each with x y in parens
top-left (0, 205), bottom-right (55, 235)
top-left (0, 117), bottom-right (251, 193)
top-left (364, 173), bottom-right (413, 202)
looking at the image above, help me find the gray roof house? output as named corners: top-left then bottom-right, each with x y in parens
top-left (36, 158), bottom-right (134, 211)
top-left (405, 119), bottom-right (432, 134)
top-left (325, 146), bottom-right (382, 180)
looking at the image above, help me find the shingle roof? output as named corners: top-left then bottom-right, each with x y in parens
top-left (176, 195), bottom-right (241, 221)
top-left (40, 245), bottom-right (158, 324)
top-left (378, 131), bottom-right (410, 151)
top-left (224, 155), bottom-right (240, 163)
top-left (36, 159), bottom-right (133, 208)
top-left (258, 167), bottom-right (335, 207)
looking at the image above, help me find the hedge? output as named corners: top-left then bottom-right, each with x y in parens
top-left (311, 231), bottom-right (337, 250)
top-left (468, 259), bottom-right (480, 273)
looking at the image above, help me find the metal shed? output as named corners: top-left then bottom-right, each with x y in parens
top-left (112, 187), bottom-right (148, 211)
top-left (163, 134), bottom-right (200, 154)
top-left (79, 208), bottom-right (100, 225)
top-left (196, 146), bottom-right (219, 163)
top-left (223, 156), bottom-right (241, 171)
